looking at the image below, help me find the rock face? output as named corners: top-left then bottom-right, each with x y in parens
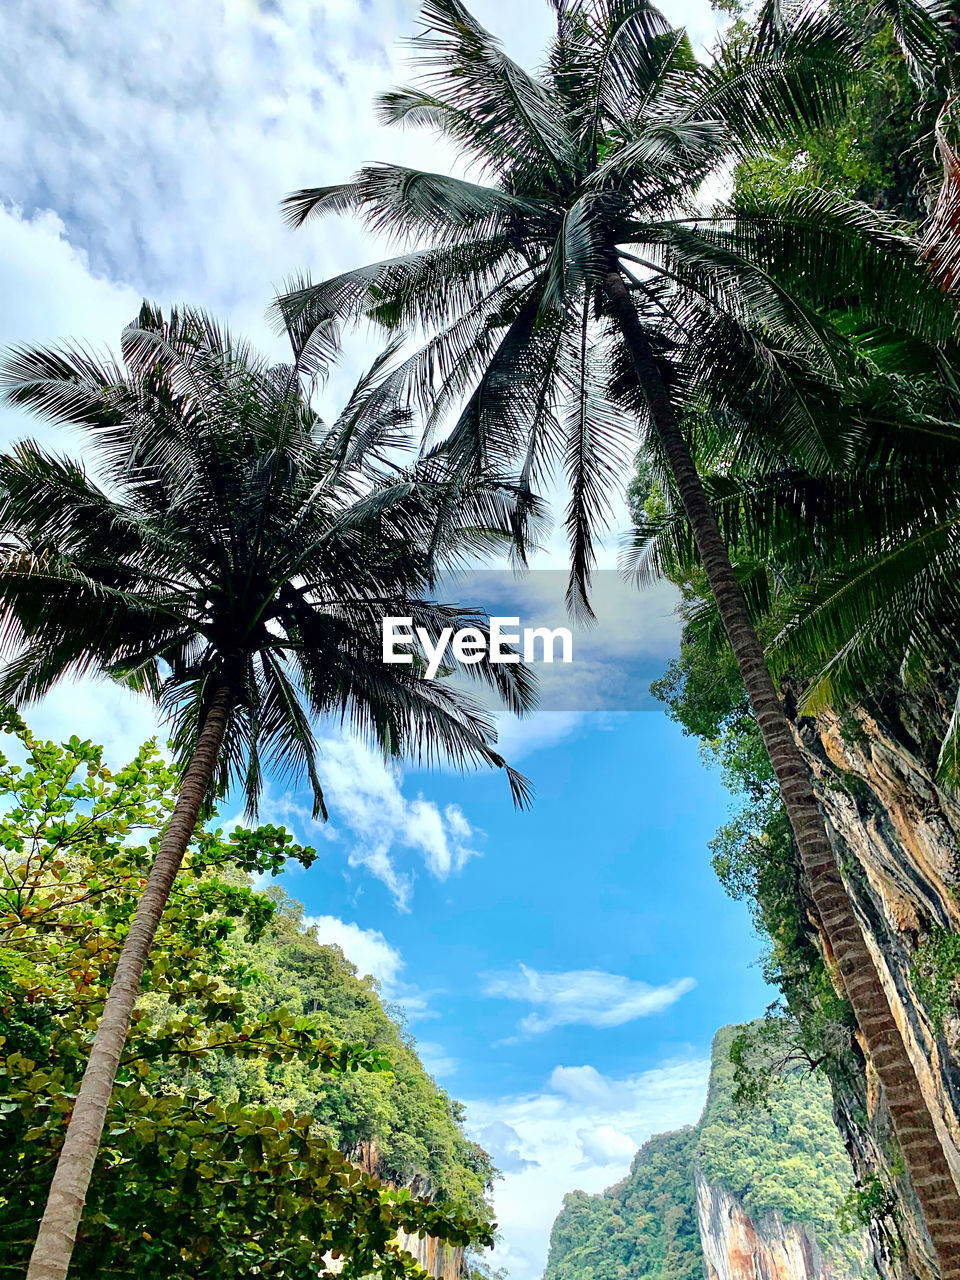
top-left (395, 1232), bottom-right (465, 1280)
top-left (790, 685), bottom-right (960, 1277)
top-left (695, 1173), bottom-right (859, 1280)
top-left (347, 1140), bottom-right (467, 1280)
top-left (544, 1022), bottom-right (870, 1280)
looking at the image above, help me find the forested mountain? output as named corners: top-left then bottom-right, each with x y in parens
top-left (182, 885), bottom-right (493, 1206)
top-left (544, 1128), bottom-right (702, 1280)
top-left (544, 1023), bottom-right (868, 1280)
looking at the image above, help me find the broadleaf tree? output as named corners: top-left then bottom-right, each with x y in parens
top-left (0, 712), bottom-right (494, 1277)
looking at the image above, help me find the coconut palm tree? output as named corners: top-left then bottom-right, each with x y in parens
top-left (0, 303), bottom-right (535, 1280)
top-left (277, 0), bottom-right (960, 1266)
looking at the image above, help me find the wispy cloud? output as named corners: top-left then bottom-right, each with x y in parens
top-left (416, 1041), bottom-right (459, 1080)
top-left (483, 964), bottom-right (696, 1037)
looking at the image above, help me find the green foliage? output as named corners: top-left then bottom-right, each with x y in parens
top-left (0, 713), bottom-right (494, 1277)
top-left (911, 926), bottom-right (960, 1028)
top-left (699, 1026), bottom-right (863, 1271)
top-left (838, 1176), bottom-right (897, 1234)
top-left (543, 1129), bottom-right (703, 1280)
top-left (734, 10), bottom-right (928, 221)
top-left (652, 630), bottom-right (853, 1052)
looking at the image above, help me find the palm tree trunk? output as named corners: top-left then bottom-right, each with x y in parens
top-left (605, 269), bottom-right (960, 1279)
top-left (26, 680), bottom-right (234, 1280)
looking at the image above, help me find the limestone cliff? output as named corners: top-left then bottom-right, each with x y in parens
top-left (695, 1173), bottom-right (865, 1280)
top-left (544, 1022), bottom-right (870, 1280)
top-left (790, 685), bottom-right (960, 1277)
top-left (696, 1025), bottom-right (869, 1280)
top-left (348, 1140), bottom-right (467, 1280)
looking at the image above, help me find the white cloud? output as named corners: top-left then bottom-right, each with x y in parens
top-left (315, 733), bottom-right (482, 908)
top-left (304, 913), bottom-right (404, 986)
top-left (483, 964), bottom-right (696, 1037)
top-left (24, 677), bottom-right (163, 771)
top-left (439, 570), bottom-right (683, 716)
top-left (416, 1041), bottom-right (459, 1079)
top-left (474, 1120), bottom-right (538, 1174)
top-left (492, 710), bottom-right (593, 762)
top-left (548, 1064), bottom-right (635, 1108)
top-left (466, 1055), bottom-right (710, 1280)
top-left (0, 0), bottom-right (478, 401)
top-left (0, 205), bottom-right (142, 453)
top-left (576, 1123), bottom-right (637, 1168)
top-left (302, 911), bottom-right (436, 1024)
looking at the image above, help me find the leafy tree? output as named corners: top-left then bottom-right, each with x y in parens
top-left (278, 1), bottom-right (960, 1266)
top-left (0, 711), bottom-right (494, 1277)
top-left (0, 304), bottom-right (533, 1280)
top-left (733, 11), bottom-right (928, 220)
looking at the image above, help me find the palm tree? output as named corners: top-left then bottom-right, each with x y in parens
top-left (0, 304), bottom-right (535, 1280)
top-left (277, 0), bottom-right (960, 1267)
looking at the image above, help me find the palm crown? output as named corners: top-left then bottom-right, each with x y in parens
top-left (0, 303), bottom-right (535, 815)
top-left (278, 0), bottom-right (950, 613)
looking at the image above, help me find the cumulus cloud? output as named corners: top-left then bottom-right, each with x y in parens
top-left (304, 914), bottom-right (404, 986)
top-left (466, 1055), bottom-right (710, 1280)
top-left (0, 0), bottom-right (557, 392)
top-left (22, 677), bottom-right (162, 772)
top-left (315, 733), bottom-right (481, 908)
top-left (302, 912), bottom-right (436, 1024)
top-left (483, 964), bottom-right (696, 1037)
top-left (0, 204), bottom-right (143, 454)
top-left (475, 1120), bottom-right (538, 1174)
top-left (576, 1123), bottom-right (638, 1168)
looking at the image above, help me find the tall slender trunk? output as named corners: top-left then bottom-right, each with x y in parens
top-left (605, 269), bottom-right (960, 1279)
top-left (26, 680), bottom-right (234, 1280)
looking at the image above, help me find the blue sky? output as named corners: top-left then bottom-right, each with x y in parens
top-left (0, 2), bottom-right (772, 1276)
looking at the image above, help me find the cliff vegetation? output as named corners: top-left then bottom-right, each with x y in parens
top-left (545, 1021), bottom-right (866, 1280)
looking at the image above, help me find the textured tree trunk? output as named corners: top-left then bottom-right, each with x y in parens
top-left (605, 269), bottom-right (960, 1279)
top-left (26, 680), bottom-right (234, 1280)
